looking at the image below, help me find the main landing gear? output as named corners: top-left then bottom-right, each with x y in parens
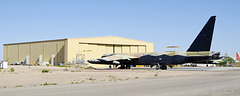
top-left (155, 64), bottom-right (167, 70)
top-left (155, 64), bottom-right (160, 70)
top-left (119, 64), bottom-right (131, 69)
top-left (108, 64), bottom-right (131, 69)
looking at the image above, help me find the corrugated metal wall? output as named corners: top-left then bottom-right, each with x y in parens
top-left (4, 40), bottom-right (65, 65)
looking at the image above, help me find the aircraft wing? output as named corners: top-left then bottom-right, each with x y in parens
top-left (100, 54), bottom-right (138, 61)
top-left (88, 54), bottom-right (139, 64)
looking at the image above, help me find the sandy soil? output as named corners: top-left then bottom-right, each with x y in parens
top-left (0, 65), bottom-right (223, 88)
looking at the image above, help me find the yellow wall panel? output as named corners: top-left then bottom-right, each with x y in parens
top-left (44, 42), bottom-right (57, 63)
top-left (64, 40), bottom-right (68, 65)
top-left (31, 43), bottom-right (44, 64)
top-left (75, 43), bottom-right (89, 63)
top-left (67, 39), bottom-right (79, 64)
top-left (57, 41), bottom-right (65, 64)
top-left (3, 46), bottom-right (8, 62)
top-left (19, 44), bottom-right (30, 63)
top-left (78, 44), bottom-right (89, 52)
top-left (7, 45), bottom-right (19, 64)
top-left (145, 43), bottom-right (154, 53)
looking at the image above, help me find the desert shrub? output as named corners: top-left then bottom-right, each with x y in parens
top-left (125, 78), bottom-right (130, 80)
top-left (108, 75), bottom-right (116, 79)
top-left (67, 65), bottom-right (71, 68)
top-left (42, 69), bottom-right (49, 73)
top-left (80, 80), bottom-right (85, 83)
top-left (135, 77), bottom-right (140, 79)
top-left (63, 67), bottom-right (68, 71)
top-left (15, 85), bottom-right (23, 87)
top-left (10, 67), bottom-right (15, 72)
top-left (42, 82), bottom-right (57, 86)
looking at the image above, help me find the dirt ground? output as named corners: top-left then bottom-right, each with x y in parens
top-left (1, 66), bottom-right (240, 96)
top-left (0, 65), bottom-right (225, 88)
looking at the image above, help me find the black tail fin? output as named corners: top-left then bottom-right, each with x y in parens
top-left (187, 16), bottom-right (216, 52)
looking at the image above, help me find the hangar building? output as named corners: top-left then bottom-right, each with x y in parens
top-left (3, 36), bottom-right (153, 68)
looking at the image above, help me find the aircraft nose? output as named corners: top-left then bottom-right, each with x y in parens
top-left (87, 59), bottom-right (100, 63)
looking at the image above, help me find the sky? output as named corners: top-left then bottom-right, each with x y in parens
top-left (0, 0), bottom-right (240, 61)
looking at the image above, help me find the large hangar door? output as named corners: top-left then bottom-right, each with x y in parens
top-left (122, 46), bottom-right (130, 53)
top-left (138, 46), bottom-right (146, 53)
top-left (130, 46), bottom-right (138, 53)
top-left (105, 45), bottom-right (113, 54)
top-left (114, 45), bottom-right (122, 53)
top-left (97, 45), bottom-right (105, 57)
top-left (87, 44), bottom-right (97, 60)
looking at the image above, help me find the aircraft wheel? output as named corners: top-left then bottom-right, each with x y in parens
top-left (160, 65), bottom-right (167, 70)
top-left (126, 65), bottom-right (131, 69)
top-left (109, 65), bottom-right (112, 69)
top-left (120, 65), bottom-right (125, 69)
top-left (155, 64), bottom-right (160, 70)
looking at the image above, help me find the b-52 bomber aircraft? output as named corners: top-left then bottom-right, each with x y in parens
top-left (88, 16), bottom-right (221, 70)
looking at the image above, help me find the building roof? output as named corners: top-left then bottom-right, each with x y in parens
top-left (4, 36), bottom-right (153, 46)
top-left (4, 38), bottom-right (67, 45)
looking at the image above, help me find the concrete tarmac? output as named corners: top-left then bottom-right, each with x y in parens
top-left (169, 67), bottom-right (240, 71)
top-left (1, 68), bottom-right (240, 96)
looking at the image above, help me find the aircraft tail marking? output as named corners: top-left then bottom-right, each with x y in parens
top-left (236, 52), bottom-right (240, 61)
top-left (187, 16), bottom-right (216, 52)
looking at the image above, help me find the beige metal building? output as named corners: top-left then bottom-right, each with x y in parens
top-left (3, 36), bottom-right (153, 68)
